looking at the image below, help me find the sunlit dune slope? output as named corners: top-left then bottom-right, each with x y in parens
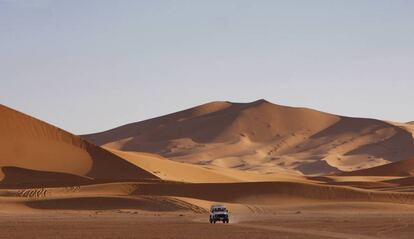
top-left (108, 148), bottom-right (310, 183)
top-left (0, 104), bottom-right (157, 185)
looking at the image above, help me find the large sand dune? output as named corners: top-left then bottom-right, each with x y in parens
top-left (83, 100), bottom-right (414, 175)
top-left (0, 104), bottom-right (157, 186)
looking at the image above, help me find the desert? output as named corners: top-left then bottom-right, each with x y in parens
top-left (2, 100), bottom-right (414, 238)
top-left (2, 0), bottom-right (414, 237)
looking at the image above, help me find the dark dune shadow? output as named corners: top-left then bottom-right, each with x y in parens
top-left (310, 117), bottom-right (387, 139)
top-left (0, 166), bottom-right (93, 188)
top-left (25, 196), bottom-right (192, 211)
top-left (84, 143), bottom-right (158, 180)
top-left (309, 117), bottom-right (414, 163)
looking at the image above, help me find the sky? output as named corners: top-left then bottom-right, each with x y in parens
top-left (1, 0), bottom-right (414, 134)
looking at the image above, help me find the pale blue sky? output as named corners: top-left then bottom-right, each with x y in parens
top-left (1, 0), bottom-right (414, 134)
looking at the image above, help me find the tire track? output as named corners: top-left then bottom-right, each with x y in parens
top-left (376, 218), bottom-right (413, 237)
top-left (235, 223), bottom-right (379, 239)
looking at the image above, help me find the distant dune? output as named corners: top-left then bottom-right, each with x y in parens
top-left (0, 104), bottom-right (157, 186)
top-left (83, 100), bottom-right (414, 175)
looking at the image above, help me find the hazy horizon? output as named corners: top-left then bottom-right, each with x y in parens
top-left (1, 0), bottom-right (414, 134)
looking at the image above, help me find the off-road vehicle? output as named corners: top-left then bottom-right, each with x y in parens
top-left (209, 205), bottom-right (229, 223)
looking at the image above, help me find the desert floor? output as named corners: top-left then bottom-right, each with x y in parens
top-left (2, 203), bottom-right (414, 239)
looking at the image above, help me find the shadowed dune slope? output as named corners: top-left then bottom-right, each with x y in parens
top-left (342, 158), bottom-right (414, 176)
top-left (0, 104), bottom-right (157, 185)
top-left (132, 181), bottom-right (414, 205)
top-left (24, 196), bottom-right (206, 212)
top-left (0, 166), bottom-right (94, 188)
top-left (83, 100), bottom-right (414, 175)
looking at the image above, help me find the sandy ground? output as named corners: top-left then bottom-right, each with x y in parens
top-left (2, 205), bottom-right (414, 239)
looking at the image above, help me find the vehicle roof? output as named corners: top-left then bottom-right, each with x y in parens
top-left (211, 205), bottom-right (226, 208)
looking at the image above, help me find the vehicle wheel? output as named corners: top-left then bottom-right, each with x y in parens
top-left (226, 220), bottom-right (229, 224)
top-left (209, 219), bottom-right (212, 224)
top-left (213, 220), bottom-right (216, 224)
top-left (222, 220), bottom-right (225, 223)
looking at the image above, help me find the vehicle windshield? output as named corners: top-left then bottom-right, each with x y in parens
top-left (212, 208), bottom-right (226, 212)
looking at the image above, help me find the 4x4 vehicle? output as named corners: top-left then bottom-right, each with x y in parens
top-left (209, 205), bottom-right (229, 224)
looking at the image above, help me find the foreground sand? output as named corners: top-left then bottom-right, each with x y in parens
top-left (2, 203), bottom-right (414, 239)
top-left (1, 179), bottom-right (414, 239)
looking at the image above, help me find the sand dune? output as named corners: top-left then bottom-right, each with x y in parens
top-left (83, 100), bottom-right (414, 175)
top-left (0, 104), bottom-right (157, 186)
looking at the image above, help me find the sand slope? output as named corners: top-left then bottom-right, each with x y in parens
top-left (107, 148), bottom-right (311, 183)
top-left (83, 100), bottom-right (414, 175)
top-left (0, 104), bottom-right (157, 186)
